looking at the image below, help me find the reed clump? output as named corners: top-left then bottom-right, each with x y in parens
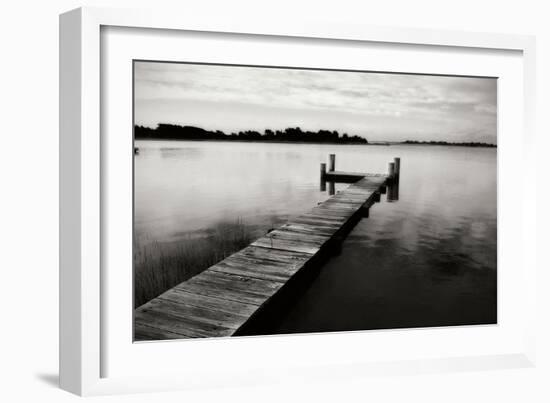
top-left (134, 219), bottom-right (254, 308)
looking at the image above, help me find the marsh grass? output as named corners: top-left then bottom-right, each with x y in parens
top-left (134, 219), bottom-right (255, 308)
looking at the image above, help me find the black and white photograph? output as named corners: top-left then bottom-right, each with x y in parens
top-left (132, 61), bottom-right (497, 341)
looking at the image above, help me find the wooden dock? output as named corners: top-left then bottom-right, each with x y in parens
top-left (134, 155), bottom-right (400, 340)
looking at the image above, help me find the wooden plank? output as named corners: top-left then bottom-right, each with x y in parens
top-left (356, 176), bottom-right (387, 183)
top-left (351, 179), bottom-right (387, 189)
top-left (160, 288), bottom-right (258, 317)
top-left (290, 219), bottom-right (345, 232)
top-left (308, 209), bottom-right (355, 221)
top-left (331, 192), bottom-right (373, 200)
top-left (136, 297), bottom-right (250, 336)
top-left (310, 206), bottom-right (356, 217)
top-left (296, 213), bottom-right (348, 223)
top-left (237, 245), bottom-right (313, 264)
top-left (338, 187), bottom-right (377, 196)
top-left (173, 277), bottom-right (263, 306)
top-left (321, 200), bottom-right (365, 210)
top-left (251, 236), bottom-right (321, 254)
top-left (135, 309), bottom-right (234, 338)
top-left (324, 195), bottom-right (367, 204)
top-left (179, 270), bottom-right (285, 304)
top-left (287, 217), bottom-right (342, 227)
top-left (326, 200), bottom-right (367, 208)
top-left (268, 228), bottom-right (330, 244)
top-left (211, 251), bottom-right (306, 279)
top-left (325, 171), bottom-right (370, 183)
top-left (349, 183), bottom-right (384, 191)
top-left (211, 257), bottom-right (305, 283)
top-left (325, 170), bottom-right (386, 177)
top-left (279, 223), bottom-right (338, 237)
top-left (143, 296), bottom-right (249, 323)
top-left (134, 322), bottom-right (189, 341)
top-left (326, 170), bottom-right (367, 176)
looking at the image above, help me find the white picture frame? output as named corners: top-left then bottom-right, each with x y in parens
top-left (59, 6), bottom-right (537, 396)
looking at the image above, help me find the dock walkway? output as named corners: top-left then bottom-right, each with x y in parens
top-left (135, 156), bottom-right (399, 340)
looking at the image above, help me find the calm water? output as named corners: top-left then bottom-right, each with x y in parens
top-left (135, 140), bottom-right (497, 331)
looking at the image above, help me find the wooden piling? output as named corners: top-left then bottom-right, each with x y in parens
top-left (388, 162), bottom-right (395, 178)
top-left (329, 154), bottom-right (336, 172)
top-left (394, 157), bottom-right (400, 177)
top-left (320, 163), bottom-right (327, 191)
top-left (320, 163), bottom-right (327, 180)
top-left (387, 181), bottom-right (399, 202)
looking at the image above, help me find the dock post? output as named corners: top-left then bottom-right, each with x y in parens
top-left (388, 162), bottom-right (395, 179)
top-left (320, 163), bottom-right (327, 191)
top-left (320, 163), bottom-right (327, 180)
top-left (329, 154), bottom-right (336, 172)
top-left (387, 181), bottom-right (400, 202)
top-left (387, 159), bottom-right (400, 202)
top-left (329, 181), bottom-right (335, 196)
top-left (394, 157), bottom-right (400, 176)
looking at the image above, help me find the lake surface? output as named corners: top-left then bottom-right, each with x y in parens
top-left (134, 140), bottom-right (497, 332)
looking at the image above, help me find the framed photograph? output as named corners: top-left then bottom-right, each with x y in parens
top-left (60, 7), bottom-right (537, 396)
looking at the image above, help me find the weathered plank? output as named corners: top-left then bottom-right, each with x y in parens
top-left (134, 322), bottom-right (189, 341)
top-left (161, 288), bottom-right (258, 317)
top-left (251, 236), bottom-right (321, 254)
top-left (208, 246), bottom-right (311, 282)
top-left (331, 193), bottom-right (373, 201)
top-left (177, 270), bottom-right (285, 305)
top-left (141, 297), bottom-right (248, 330)
top-left (171, 279), bottom-right (264, 306)
top-left (321, 200), bottom-right (366, 210)
top-left (279, 223), bottom-right (338, 237)
top-left (326, 170), bottom-right (368, 177)
top-left (310, 206), bottom-right (356, 218)
top-left (325, 171), bottom-right (369, 183)
top-left (135, 309), bottom-right (234, 338)
top-left (268, 228), bottom-right (331, 244)
top-left (296, 213), bottom-right (348, 223)
top-left (339, 187), bottom-right (378, 196)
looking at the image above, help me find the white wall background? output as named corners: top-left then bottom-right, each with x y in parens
top-left (0, 0), bottom-right (548, 401)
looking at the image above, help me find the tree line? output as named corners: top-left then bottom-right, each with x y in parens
top-left (135, 124), bottom-right (369, 144)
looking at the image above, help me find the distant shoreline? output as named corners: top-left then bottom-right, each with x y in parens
top-left (135, 124), bottom-right (369, 145)
top-left (135, 137), bottom-right (378, 146)
top-left (135, 137), bottom-right (497, 148)
top-left (134, 124), bottom-right (497, 148)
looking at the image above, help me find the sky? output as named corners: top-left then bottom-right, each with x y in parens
top-left (134, 61), bottom-right (497, 144)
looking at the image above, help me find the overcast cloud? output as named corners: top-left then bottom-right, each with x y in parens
top-left (134, 61), bottom-right (497, 143)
